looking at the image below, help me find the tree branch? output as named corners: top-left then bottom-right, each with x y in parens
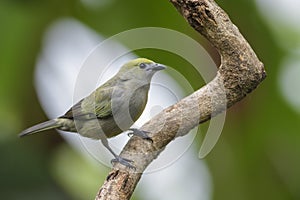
top-left (95, 0), bottom-right (266, 199)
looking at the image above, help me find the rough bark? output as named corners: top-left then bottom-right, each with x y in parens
top-left (95, 0), bottom-right (266, 199)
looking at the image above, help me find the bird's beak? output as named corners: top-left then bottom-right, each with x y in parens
top-left (151, 63), bottom-right (166, 71)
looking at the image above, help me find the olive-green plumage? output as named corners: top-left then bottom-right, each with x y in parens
top-left (20, 58), bottom-right (165, 167)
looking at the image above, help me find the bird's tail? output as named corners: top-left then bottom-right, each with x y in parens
top-left (19, 119), bottom-right (62, 137)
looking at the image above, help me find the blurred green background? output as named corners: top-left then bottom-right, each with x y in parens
top-left (1, 0), bottom-right (300, 199)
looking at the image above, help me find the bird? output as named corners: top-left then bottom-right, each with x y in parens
top-left (19, 58), bottom-right (166, 168)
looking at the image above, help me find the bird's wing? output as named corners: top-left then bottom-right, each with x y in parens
top-left (60, 87), bottom-right (114, 120)
top-left (94, 87), bottom-right (113, 119)
top-left (60, 99), bottom-right (85, 119)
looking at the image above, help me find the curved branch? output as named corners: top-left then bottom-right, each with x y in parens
top-left (95, 0), bottom-right (266, 199)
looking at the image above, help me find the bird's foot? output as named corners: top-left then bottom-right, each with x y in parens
top-left (128, 128), bottom-right (153, 142)
top-left (111, 156), bottom-right (136, 169)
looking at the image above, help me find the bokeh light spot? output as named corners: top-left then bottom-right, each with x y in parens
top-left (278, 53), bottom-right (300, 113)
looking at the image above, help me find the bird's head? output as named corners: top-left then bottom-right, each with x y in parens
top-left (118, 58), bottom-right (166, 82)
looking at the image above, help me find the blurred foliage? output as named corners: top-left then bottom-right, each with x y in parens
top-left (50, 145), bottom-right (108, 200)
top-left (0, 0), bottom-right (299, 199)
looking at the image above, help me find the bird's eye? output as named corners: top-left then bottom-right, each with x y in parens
top-left (139, 63), bottom-right (147, 69)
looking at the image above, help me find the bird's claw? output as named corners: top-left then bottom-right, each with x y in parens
top-left (111, 156), bottom-right (136, 169)
top-left (127, 128), bottom-right (153, 143)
